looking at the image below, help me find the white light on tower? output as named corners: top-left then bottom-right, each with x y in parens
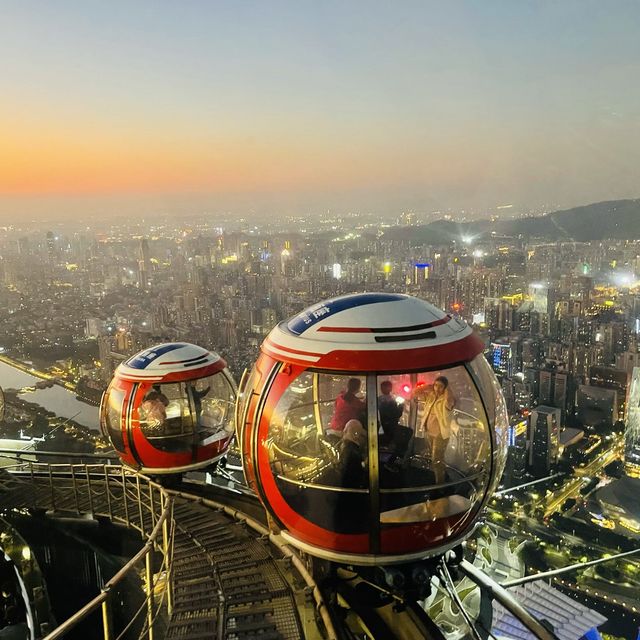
top-left (332, 263), bottom-right (342, 279)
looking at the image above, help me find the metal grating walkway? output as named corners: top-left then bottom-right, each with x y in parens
top-left (167, 501), bottom-right (303, 640)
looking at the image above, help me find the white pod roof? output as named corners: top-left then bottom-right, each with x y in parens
top-left (262, 293), bottom-right (483, 372)
top-left (115, 342), bottom-right (225, 382)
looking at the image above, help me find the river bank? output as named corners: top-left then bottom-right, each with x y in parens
top-left (0, 357), bottom-right (100, 430)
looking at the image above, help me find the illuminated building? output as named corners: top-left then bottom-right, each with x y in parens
top-left (484, 298), bottom-right (515, 331)
top-left (513, 378), bottom-right (535, 413)
top-left (503, 419), bottom-right (528, 487)
top-left (490, 342), bottom-right (513, 378)
top-left (589, 365), bottom-right (629, 421)
top-left (625, 366), bottom-right (640, 477)
top-left (576, 385), bottom-right (617, 429)
top-left (454, 422), bottom-right (487, 468)
top-left (528, 283), bottom-right (549, 314)
top-left (85, 318), bottom-right (105, 339)
top-left (412, 262), bottom-right (430, 284)
top-left (529, 406), bottom-right (560, 477)
top-left (137, 238), bottom-right (150, 290)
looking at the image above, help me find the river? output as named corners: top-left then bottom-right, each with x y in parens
top-left (0, 360), bottom-right (100, 430)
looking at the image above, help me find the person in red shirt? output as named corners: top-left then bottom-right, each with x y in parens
top-left (329, 378), bottom-right (366, 433)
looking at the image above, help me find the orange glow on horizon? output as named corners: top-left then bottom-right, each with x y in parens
top-left (0, 115), bottom-right (485, 196)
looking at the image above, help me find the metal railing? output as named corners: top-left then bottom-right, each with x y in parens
top-left (1, 459), bottom-right (339, 640)
top-left (0, 455), bottom-right (579, 640)
top-left (459, 559), bottom-right (559, 640)
top-left (1, 460), bottom-right (174, 640)
top-left (44, 499), bottom-right (173, 640)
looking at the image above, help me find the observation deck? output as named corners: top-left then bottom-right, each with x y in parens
top-left (0, 452), bottom-right (591, 640)
top-left (0, 458), bottom-right (332, 640)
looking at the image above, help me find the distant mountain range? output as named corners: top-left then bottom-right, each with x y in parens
top-left (383, 199), bottom-right (640, 244)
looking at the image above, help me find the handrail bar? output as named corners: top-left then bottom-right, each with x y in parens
top-left (459, 559), bottom-right (559, 640)
top-left (0, 448), bottom-right (118, 459)
top-left (4, 461), bottom-right (121, 473)
top-left (274, 469), bottom-right (485, 494)
top-left (501, 547), bottom-right (640, 588)
top-left (42, 490), bottom-right (172, 640)
top-left (6, 462), bottom-right (561, 640)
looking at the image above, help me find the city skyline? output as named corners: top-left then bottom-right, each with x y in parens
top-left (1, 212), bottom-right (640, 635)
top-left (1, 1), bottom-right (640, 221)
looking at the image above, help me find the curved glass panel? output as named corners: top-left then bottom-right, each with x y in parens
top-left (468, 354), bottom-right (509, 491)
top-left (267, 371), bottom-right (369, 534)
top-left (137, 383), bottom-right (190, 452)
top-left (237, 367), bottom-right (256, 431)
top-left (104, 387), bottom-right (125, 453)
top-left (376, 365), bottom-right (491, 525)
top-left (189, 373), bottom-right (236, 445)
top-left (137, 374), bottom-right (235, 454)
top-left (263, 362), bottom-right (503, 538)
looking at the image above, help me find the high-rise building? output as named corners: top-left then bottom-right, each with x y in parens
top-left (528, 283), bottom-right (549, 314)
top-left (576, 384), bottom-right (617, 428)
top-left (589, 365), bottom-right (629, 421)
top-left (453, 423), bottom-right (486, 469)
top-left (490, 342), bottom-right (513, 378)
top-left (86, 318), bottom-right (106, 339)
top-left (503, 419), bottom-right (528, 487)
top-left (625, 367), bottom-right (640, 477)
top-left (539, 370), bottom-right (552, 404)
top-left (553, 372), bottom-right (568, 412)
top-left (137, 238), bottom-right (150, 290)
top-left (529, 406), bottom-right (560, 476)
top-left (536, 367), bottom-right (569, 414)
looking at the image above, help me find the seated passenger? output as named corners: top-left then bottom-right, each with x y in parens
top-left (139, 390), bottom-right (169, 434)
top-left (377, 381), bottom-right (413, 462)
top-left (336, 419), bottom-right (368, 488)
top-left (329, 378), bottom-right (366, 434)
top-left (378, 380), bottom-right (404, 440)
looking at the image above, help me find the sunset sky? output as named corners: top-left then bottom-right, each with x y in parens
top-left (1, 1), bottom-right (640, 221)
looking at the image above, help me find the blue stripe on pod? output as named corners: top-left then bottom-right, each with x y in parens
top-left (287, 293), bottom-right (405, 335)
top-left (125, 343), bottom-right (186, 369)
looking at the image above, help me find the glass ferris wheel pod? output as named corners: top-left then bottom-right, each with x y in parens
top-left (239, 293), bottom-right (508, 565)
top-left (100, 342), bottom-right (237, 474)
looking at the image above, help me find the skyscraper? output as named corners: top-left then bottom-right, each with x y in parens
top-left (138, 238), bottom-right (150, 290)
top-left (625, 367), bottom-right (640, 477)
top-left (504, 419), bottom-right (528, 487)
top-left (490, 342), bottom-right (513, 378)
top-left (576, 385), bottom-right (617, 429)
top-left (529, 406), bottom-right (560, 477)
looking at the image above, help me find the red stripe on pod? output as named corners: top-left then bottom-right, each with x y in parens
top-left (313, 332), bottom-right (484, 372)
top-left (316, 315), bottom-right (452, 333)
top-left (380, 517), bottom-right (464, 553)
top-left (317, 326), bottom-right (373, 333)
top-left (158, 357), bottom-right (215, 365)
top-left (266, 332), bottom-right (485, 372)
top-left (264, 340), bottom-right (322, 357)
top-left (116, 359), bottom-right (227, 383)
